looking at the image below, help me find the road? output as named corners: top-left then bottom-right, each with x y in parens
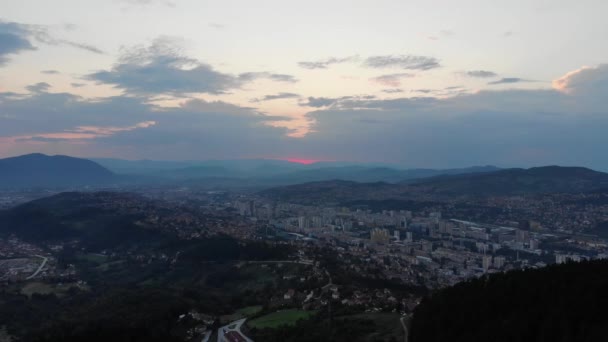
top-left (26, 255), bottom-right (48, 280)
top-left (243, 260), bottom-right (314, 266)
top-left (400, 316), bottom-right (409, 342)
top-left (217, 318), bottom-right (253, 342)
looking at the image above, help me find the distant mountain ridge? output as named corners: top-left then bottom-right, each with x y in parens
top-left (260, 166), bottom-right (608, 203)
top-left (93, 157), bottom-right (501, 184)
top-left (0, 153), bottom-right (114, 188)
top-left (410, 165), bottom-right (608, 195)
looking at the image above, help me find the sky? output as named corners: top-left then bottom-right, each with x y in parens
top-left (1, 0), bottom-right (608, 169)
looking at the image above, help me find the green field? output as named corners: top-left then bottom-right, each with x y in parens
top-left (77, 253), bottom-right (108, 264)
top-left (337, 313), bottom-right (404, 341)
top-left (20, 282), bottom-right (85, 298)
top-left (248, 309), bottom-right (316, 329)
top-left (220, 305), bottom-right (263, 323)
top-left (237, 305), bottom-right (263, 316)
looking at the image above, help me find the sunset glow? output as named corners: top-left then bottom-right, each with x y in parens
top-left (284, 158), bottom-right (322, 165)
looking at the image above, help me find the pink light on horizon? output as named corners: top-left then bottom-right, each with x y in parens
top-left (284, 158), bottom-right (323, 165)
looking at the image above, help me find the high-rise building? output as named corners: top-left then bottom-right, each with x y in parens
top-left (298, 216), bottom-right (308, 230)
top-left (370, 228), bottom-right (390, 244)
top-left (493, 256), bottom-right (506, 269)
top-left (482, 255), bottom-right (493, 271)
top-left (393, 230), bottom-right (400, 240)
top-left (529, 239), bottom-right (539, 250)
top-left (405, 232), bottom-right (413, 243)
top-left (516, 229), bottom-right (530, 243)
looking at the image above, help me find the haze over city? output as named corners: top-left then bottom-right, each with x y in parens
top-left (1, 0), bottom-right (607, 169)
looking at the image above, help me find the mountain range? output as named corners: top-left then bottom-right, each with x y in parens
top-left (1, 154), bottom-right (502, 189)
top-left (260, 166), bottom-right (608, 203)
top-left (3, 154), bottom-right (608, 195)
top-left (0, 153), bottom-right (115, 188)
top-left (411, 166), bottom-right (608, 196)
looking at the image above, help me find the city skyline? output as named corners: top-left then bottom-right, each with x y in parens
top-left (1, 0), bottom-right (608, 169)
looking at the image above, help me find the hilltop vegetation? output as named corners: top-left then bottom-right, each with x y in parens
top-left (410, 260), bottom-right (608, 342)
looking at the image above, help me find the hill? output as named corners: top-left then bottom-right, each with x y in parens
top-left (258, 180), bottom-right (402, 205)
top-left (0, 192), bottom-right (175, 249)
top-left (409, 260), bottom-right (608, 342)
top-left (0, 153), bottom-right (114, 188)
top-left (410, 166), bottom-right (608, 196)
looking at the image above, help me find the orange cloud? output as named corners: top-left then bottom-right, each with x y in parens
top-left (0, 121), bottom-right (157, 145)
top-left (552, 66), bottom-right (592, 93)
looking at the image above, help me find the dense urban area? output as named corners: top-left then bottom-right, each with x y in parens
top-left (2, 163), bottom-right (608, 341)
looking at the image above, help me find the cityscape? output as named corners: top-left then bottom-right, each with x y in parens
top-left (2, 0), bottom-right (608, 341)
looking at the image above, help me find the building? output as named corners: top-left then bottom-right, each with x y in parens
top-left (371, 228), bottom-right (390, 244)
top-left (493, 256), bottom-right (506, 269)
top-left (482, 255), bottom-right (493, 271)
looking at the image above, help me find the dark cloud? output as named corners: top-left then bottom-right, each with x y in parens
top-left (370, 73), bottom-right (414, 87)
top-left (3, 61), bottom-right (608, 170)
top-left (381, 89), bottom-right (404, 94)
top-left (250, 92), bottom-right (300, 102)
top-left (41, 69), bottom-right (60, 74)
top-left (0, 21), bottom-right (36, 66)
top-left (302, 67), bottom-right (608, 168)
top-left (87, 38), bottom-right (297, 96)
top-left (70, 83), bottom-right (86, 88)
top-left (25, 82), bottom-right (51, 93)
top-left (300, 97), bottom-right (338, 108)
top-left (0, 19), bottom-right (103, 62)
top-left (298, 55), bottom-right (358, 69)
top-left (0, 90), bottom-right (292, 160)
top-left (463, 70), bottom-right (498, 78)
top-left (364, 55), bottom-right (440, 70)
top-left (488, 77), bottom-right (530, 85)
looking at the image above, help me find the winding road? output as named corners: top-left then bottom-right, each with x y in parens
top-left (26, 255), bottom-right (48, 280)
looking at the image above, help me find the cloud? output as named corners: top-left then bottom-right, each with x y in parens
top-left (41, 69), bottom-right (60, 74)
top-left (462, 70), bottom-right (498, 78)
top-left (0, 21), bottom-right (36, 66)
top-left (552, 64), bottom-right (608, 95)
top-left (209, 23), bottom-right (225, 29)
top-left (300, 97), bottom-right (338, 108)
top-left (70, 83), bottom-right (86, 88)
top-left (17, 121), bottom-right (157, 142)
top-left (299, 64), bottom-right (608, 169)
top-left (250, 92), bottom-right (300, 102)
top-left (237, 72), bottom-right (298, 83)
top-left (25, 82), bottom-right (51, 93)
top-left (370, 73), bottom-right (414, 87)
top-left (381, 89), bottom-right (404, 94)
top-left (487, 77), bottom-right (531, 85)
top-left (0, 19), bottom-right (103, 63)
top-left (0, 89), bottom-right (293, 159)
top-left (87, 38), bottom-right (296, 96)
top-left (3, 63), bottom-right (608, 169)
top-left (298, 55), bottom-right (359, 69)
top-left (364, 55), bottom-right (440, 70)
